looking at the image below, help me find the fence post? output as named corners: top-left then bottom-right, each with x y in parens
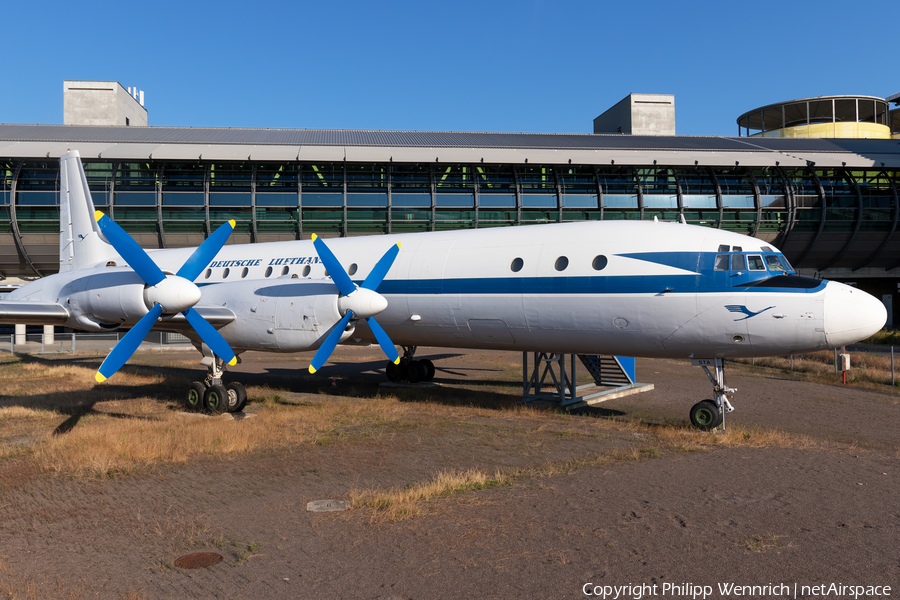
top-left (41, 333), bottom-right (44, 354)
top-left (892, 346), bottom-right (895, 387)
top-left (834, 348), bottom-right (838, 376)
top-left (9, 334), bottom-right (13, 355)
top-left (72, 332), bottom-right (76, 355)
top-left (790, 355), bottom-right (793, 371)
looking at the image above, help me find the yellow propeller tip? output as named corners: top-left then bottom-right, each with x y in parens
top-left (228, 219), bottom-right (236, 228)
top-left (94, 210), bottom-right (105, 221)
top-left (396, 242), bottom-right (401, 249)
top-left (308, 366), bottom-right (317, 374)
top-left (228, 357), bottom-right (237, 366)
top-left (311, 233), bottom-right (318, 241)
top-left (393, 358), bottom-right (401, 365)
top-left (95, 372), bottom-right (107, 383)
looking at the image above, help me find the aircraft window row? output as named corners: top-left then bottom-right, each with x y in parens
top-left (508, 255), bottom-right (608, 273)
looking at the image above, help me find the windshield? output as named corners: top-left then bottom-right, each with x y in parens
top-left (764, 255), bottom-right (786, 273)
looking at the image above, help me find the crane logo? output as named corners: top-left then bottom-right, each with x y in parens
top-left (725, 305), bottom-right (775, 321)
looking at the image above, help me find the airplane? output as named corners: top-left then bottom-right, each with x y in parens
top-left (0, 150), bottom-right (888, 430)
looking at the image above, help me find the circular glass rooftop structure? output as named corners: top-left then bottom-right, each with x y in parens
top-left (737, 95), bottom-right (891, 139)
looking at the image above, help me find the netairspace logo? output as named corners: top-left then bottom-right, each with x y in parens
top-left (582, 582), bottom-right (892, 599)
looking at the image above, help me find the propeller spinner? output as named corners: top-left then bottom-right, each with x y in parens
top-left (307, 234), bottom-right (401, 373)
top-left (93, 211), bottom-right (238, 382)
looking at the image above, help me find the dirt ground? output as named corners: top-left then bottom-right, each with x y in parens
top-left (1, 347), bottom-right (898, 599)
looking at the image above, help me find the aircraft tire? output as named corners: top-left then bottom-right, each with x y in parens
top-left (204, 384), bottom-right (229, 414)
top-left (419, 359), bottom-right (435, 382)
top-left (186, 381), bottom-right (206, 412)
top-left (690, 400), bottom-right (722, 430)
top-left (226, 382), bottom-right (248, 413)
top-left (406, 360), bottom-right (425, 384)
top-left (386, 361), bottom-right (402, 382)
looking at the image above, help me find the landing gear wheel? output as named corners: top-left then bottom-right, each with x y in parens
top-left (419, 358), bottom-right (435, 382)
top-left (225, 382), bottom-right (247, 413)
top-left (386, 361), bottom-right (402, 382)
top-left (204, 383), bottom-right (229, 414)
top-left (186, 381), bottom-right (206, 412)
top-left (690, 400), bottom-right (723, 430)
top-left (406, 360), bottom-right (426, 383)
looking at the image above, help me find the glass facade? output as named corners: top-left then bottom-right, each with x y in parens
top-left (1, 157), bottom-right (898, 274)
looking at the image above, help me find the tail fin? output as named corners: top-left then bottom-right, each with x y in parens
top-left (59, 150), bottom-right (116, 271)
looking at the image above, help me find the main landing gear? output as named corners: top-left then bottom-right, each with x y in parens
top-left (185, 351), bottom-right (247, 415)
top-left (385, 346), bottom-right (436, 383)
top-left (689, 358), bottom-right (735, 431)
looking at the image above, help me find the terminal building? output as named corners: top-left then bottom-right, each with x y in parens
top-left (2, 85), bottom-right (899, 327)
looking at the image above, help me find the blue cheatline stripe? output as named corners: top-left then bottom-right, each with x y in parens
top-left (373, 275), bottom-right (826, 296)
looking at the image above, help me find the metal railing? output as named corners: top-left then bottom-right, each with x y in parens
top-left (0, 332), bottom-right (192, 355)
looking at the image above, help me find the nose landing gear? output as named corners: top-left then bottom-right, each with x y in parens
top-left (690, 358), bottom-right (735, 431)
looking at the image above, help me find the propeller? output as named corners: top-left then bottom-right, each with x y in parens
top-left (93, 211), bottom-right (238, 382)
top-left (308, 234), bottom-right (401, 373)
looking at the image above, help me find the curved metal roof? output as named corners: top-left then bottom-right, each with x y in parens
top-left (1, 123), bottom-right (899, 168)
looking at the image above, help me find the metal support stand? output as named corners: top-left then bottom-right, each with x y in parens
top-left (522, 352), bottom-right (653, 410)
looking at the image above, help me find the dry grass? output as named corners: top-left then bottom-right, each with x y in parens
top-left (733, 349), bottom-right (900, 390)
top-left (26, 395), bottom-right (409, 478)
top-left (348, 420), bottom-right (823, 521)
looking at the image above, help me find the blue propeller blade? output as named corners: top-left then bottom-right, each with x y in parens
top-left (177, 219), bottom-right (236, 281)
top-left (311, 234), bottom-right (356, 297)
top-left (96, 304), bottom-right (163, 382)
top-left (95, 211), bottom-right (166, 287)
top-left (366, 317), bottom-right (400, 364)
top-left (308, 310), bottom-right (354, 374)
top-left (183, 307), bottom-right (238, 366)
top-left (361, 242), bottom-right (400, 291)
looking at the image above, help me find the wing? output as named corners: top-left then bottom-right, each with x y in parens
top-left (0, 301), bottom-right (70, 325)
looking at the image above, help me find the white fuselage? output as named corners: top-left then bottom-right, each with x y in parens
top-left (11, 220), bottom-right (886, 360)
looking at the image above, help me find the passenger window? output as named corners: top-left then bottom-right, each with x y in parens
top-left (765, 255), bottom-right (786, 273)
top-left (223, 268), bottom-right (230, 278)
top-left (302, 265), bottom-right (311, 277)
top-left (714, 254), bottom-right (729, 271)
top-left (241, 267), bottom-right (249, 278)
top-left (554, 257), bottom-right (568, 271)
top-left (510, 258), bottom-right (524, 272)
top-left (281, 266), bottom-right (289, 276)
top-left (747, 255), bottom-right (765, 270)
top-left (731, 254), bottom-right (746, 271)
top-left (265, 266), bottom-right (273, 277)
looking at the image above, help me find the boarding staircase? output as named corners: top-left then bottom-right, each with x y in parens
top-left (521, 353), bottom-right (653, 410)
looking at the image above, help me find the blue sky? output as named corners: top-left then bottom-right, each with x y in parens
top-left (1, 0), bottom-right (894, 136)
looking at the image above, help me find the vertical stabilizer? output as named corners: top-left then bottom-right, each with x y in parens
top-left (59, 150), bottom-right (115, 271)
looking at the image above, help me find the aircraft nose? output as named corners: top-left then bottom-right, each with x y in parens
top-left (823, 281), bottom-right (887, 347)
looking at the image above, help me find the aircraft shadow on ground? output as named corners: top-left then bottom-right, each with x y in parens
top-left (2, 351), bottom-right (626, 433)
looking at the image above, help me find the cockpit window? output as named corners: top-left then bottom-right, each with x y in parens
top-left (714, 254), bottom-right (729, 271)
top-left (747, 255), bottom-right (765, 270)
top-left (778, 254), bottom-right (794, 272)
top-left (765, 255), bottom-right (786, 273)
top-left (731, 254), bottom-right (746, 271)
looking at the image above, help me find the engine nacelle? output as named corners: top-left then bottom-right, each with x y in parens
top-left (197, 278), bottom-right (349, 353)
top-left (56, 268), bottom-right (150, 331)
